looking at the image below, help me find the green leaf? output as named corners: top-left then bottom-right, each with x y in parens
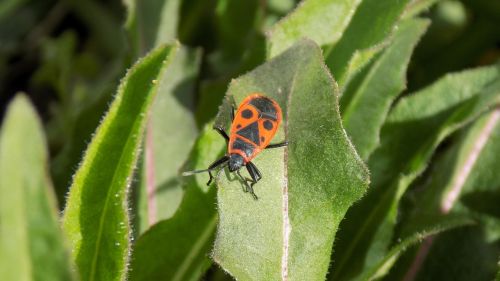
top-left (212, 39), bottom-right (369, 280)
top-left (195, 79), bottom-right (228, 126)
top-left (266, 0), bottom-right (362, 58)
top-left (371, 65), bottom-right (500, 190)
top-left (61, 44), bottom-right (178, 281)
top-left (135, 0), bottom-right (180, 54)
top-left (50, 91), bottom-right (113, 206)
top-left (215, 0), bottom-right (260, 58)
top-left (130, 125), bottom-right (224, 281)
top-left (0, 95), bottom-right (73, 281)
top-left (402, 0), bottom-right (439, 19)
top-left (324, 0), bottom-right (410, 87)
top-left (360, 216), bottom-right (473, 281)
top-left (331, 64), bottom-right (500, 281)
top-left (136, 46), bottom-right (201, 233)
top-left (402, 108), bottom-right (500, 225)
top-left (393, 108), bottom-right (500, 280)
top-left (407, 226), bottom-right (499, 281)
top-left (341, 18), bottom-right (429, 160)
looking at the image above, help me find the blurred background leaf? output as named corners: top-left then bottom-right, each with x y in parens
top-left (0, 95), bottom-right (73, 281)
top-left (130, 125), bottom-right (223, 281)
top-left (330, 64), bottom-right (500, 281)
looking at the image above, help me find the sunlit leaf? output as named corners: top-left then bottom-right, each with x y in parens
top-left (324, 0), bottom-right (410, 87)
top-left (331, 64), bottom-right (500, 281)
top-left (212, 39), bottom-right (369, 281)
top-left (266, 0), bottom-right (362, 58)
top-left (341, 18), bottom-right (429, 160)
top-left (61, 44), bottom-right (178, 281)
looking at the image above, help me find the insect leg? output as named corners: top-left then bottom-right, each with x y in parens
top-left (206, 155), bottom-right (230, 186)
top-left (265, 141), bottom-right (288, 149)
top-left (231, 106), bottom-right (235, 122)
top-left (237, 165), bottom-right (259, 200)
top-left (246, 161), bottom-right (262, 184)
top-left (214, 126), bottom-right (229, 143)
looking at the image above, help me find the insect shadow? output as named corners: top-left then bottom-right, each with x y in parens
top-left (219, 165), bottom-right (258, 196)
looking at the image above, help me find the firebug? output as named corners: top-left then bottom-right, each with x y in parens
top-left (183, 93), bottom-right (288, 199)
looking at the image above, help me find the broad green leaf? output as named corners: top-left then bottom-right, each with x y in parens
top-left (137, 46), bottom-right (201, 233)
top-left (401, 108), bottom-right (500, 226)
top-left (266, 0), bottom-right (362, 58)
top-left (130, 125), bottom-right (224, 281)
top-left (212, 39), bottom-right (369, 280)
top-left (331, 64), bottom-right (500, 280)
top-left (0, 95), bottom-right (73, 281)
top-left (371, 65), bottom-right (500, 190)
top-left (62, 44), bottom-right (178, 281)
top-left (341, 18), bottom-right (429, 160)
top-left (324, 0), bottom-right (410, 87)
top-left (393, 109), bottom-right (500, 280)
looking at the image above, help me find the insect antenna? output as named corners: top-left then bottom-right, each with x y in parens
top-left (182, 156), bottom-right (229, 177)
top-left (182, 168), bottom-right (212, 176)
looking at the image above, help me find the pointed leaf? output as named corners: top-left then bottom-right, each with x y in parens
top-left (212, 39), bottom-right (369, 280)
top-left (396, 108), bottom-right (500, 280)
top-left (331, 64), bottom-right (500, 280)
top-left (0, 95), bottom-right (73, 280)
top-left (402, 108), bottom-right (500, 227)
top-left (137, 46), bottom-right (201, 232)
top-left (341, 18), bottom-right (429, 160)
top-left (266, 0), bottom-right (362, 58)
top-left (324, 0), bottom-right (410, 87)
top-left (61, 44), bottom-right (178, 281)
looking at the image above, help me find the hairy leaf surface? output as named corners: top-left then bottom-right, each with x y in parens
top-left (62, 45), bottom-right (177, 281)
top-left (212, 39), bottom-right (369, 281)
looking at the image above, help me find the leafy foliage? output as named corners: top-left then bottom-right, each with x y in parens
top-left (62, 45), bottom-right (177, 281)
top-left (0, 96), bottom-right (74, 281)
top-left (0, 0), bottom-right (499, 281)
top-left (212, 40), bottom-right (369, 280)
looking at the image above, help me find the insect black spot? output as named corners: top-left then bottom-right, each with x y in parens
top-left (232, 138), bottom-right (255, 157)
top-left (263, 120), bottom-right (273, 130)
top-left (249, 97), bottom-right (277, 119)
top-left (236, 124), bottom-right (242, 129)
top-left (261, 136), bottom-right (265, 142)
top-left (241, 109), bottom-right (253, 119)
top-left (236, 122), bottom-right (260, 145)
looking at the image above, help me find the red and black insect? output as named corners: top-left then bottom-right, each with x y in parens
top-left (183, 93), bottom-right (288, 199)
